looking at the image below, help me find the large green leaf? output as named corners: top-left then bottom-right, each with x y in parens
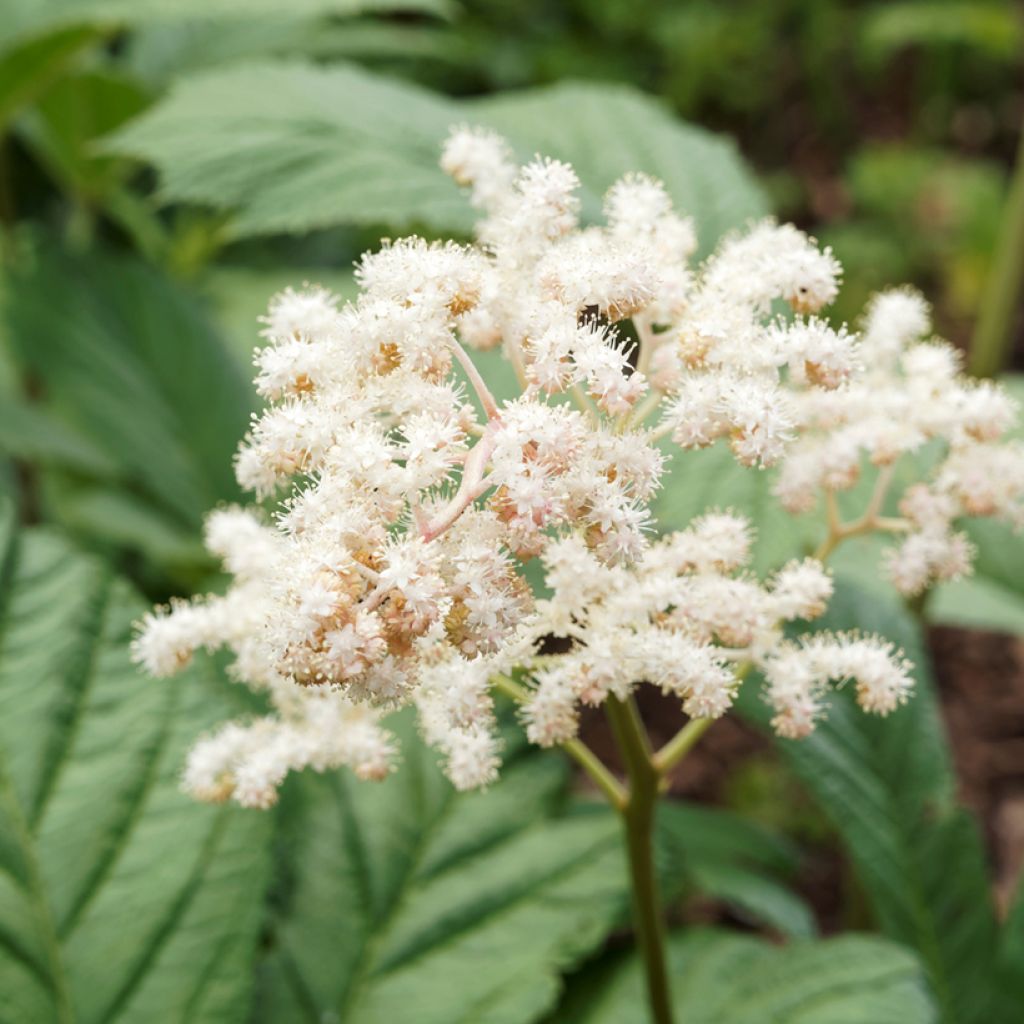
top-left (469, 83), bottom-right (766, 258)
top-left (254, 704), bottom-right (815, 1024)
top-left (0, 1), bottom-right (451, 57)
top-left (0, 506), bottom-right (272, 1023)
top-left (253, 713), bottom-right (628, 1024)
top-left (558, 929), bottom-right (935, 1023)
top-left (124, 9), bottom-right (458, 87)
top-left (107, 61), bottom-right (469, 239)
top-left (740, 579), bottom-right (1000, 1023)
top-left (107, 61), bottom-right (766, 243)
top-left (15, 69), bottom-right (151, 202)
top-left (1, 247), bottom-right (252, 579)
top-left (0, 25), bottom-right (102, 129)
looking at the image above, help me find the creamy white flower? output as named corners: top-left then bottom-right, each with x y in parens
top-left (133, 127), bottom-right (1020, 804)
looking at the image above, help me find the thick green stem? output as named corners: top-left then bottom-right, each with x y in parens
top-left (606, 697), bottom-right (675, 1024)
top-left (970, 123), bottom-right (1024, 378)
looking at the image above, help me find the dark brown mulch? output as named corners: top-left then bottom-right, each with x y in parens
top-left (930, 625), bottom-right (1024, 913)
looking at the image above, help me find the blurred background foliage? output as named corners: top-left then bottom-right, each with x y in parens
top-left (0, 0), bottom-right (1022, 685)
top-left (1, 0), bottom-right (1022, 331)
top-left (0, 4), bottom-right (1023, 1022)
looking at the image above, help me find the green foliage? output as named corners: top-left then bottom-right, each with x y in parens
top-left (469, 83), bottom-right (766, 257)
top-left (858, 2), bottom-right (1024, 69)
top-left (0, 247), bottom-right (251, 583)
top-left (0, 26), bottom-right (103, 130)
top-left (996, 874), bottom-right (1024, 1016)
top-left (823, 144), bottom-right (1005, 327)
top-left (0, 0), bottom-right (451, 56)
top-left (108, 61), bottom-right (470, 238)
top-left (15, 70), bottom-right (150, 202)
top-left (107, 61), bottom-right (767, 243)
top-left (742, 580), bottom-right (1005, 1022)
top-left (0, 505), bottom-right (272, 1023)
top-left (556, 929), bottom-right (935, 1023)
top-left (657, 803), bottom-right (816, 940)
top-left (254, 712), bottom-right (627, 1024)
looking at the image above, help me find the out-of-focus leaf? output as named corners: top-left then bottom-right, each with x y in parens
top-left (0, 0), bottom-right (453, 57)
top-left (470, 82), bottom-right (767, 257)
top-left (0, 399), bottom-right (118, 476)
top-left (39, 481), bottom-right (209, 570)
top-left (558, 929), bottom-right (935, 1023)
top-left (15, 69), bottom-right (150, 200)
top-left (859, 2), bottom-right (1024, 69)
top-left (202, 264), bottom-right (357, 366)
top-left (993, 872), bottom-right (1024, 1017)
top-left (0, 506), bottom-right (272, 1023)
top-left (125, 15), bottom-right (459, 87)
top-left (107, 61), bottom-right (766, 243)
top-left (0, 25), bottom-right (101, 128)
top-left (927, 568), bottom-right (1024, 636)
top-left (253, 711), bottom-right (628, 1024)
top-left (740, 579), bottom-right (1001, 1023)
top-left (657, 803), bottom-right (815, 939)
top-left (1, 247), bottom-right (252, 575)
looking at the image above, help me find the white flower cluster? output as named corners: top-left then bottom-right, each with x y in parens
top-left (132, 126), bottom-right (1017, 806)
top-left (777, 289), bottom-right (1024, 595)
top-left (524, 514), bottom-right (910, 744)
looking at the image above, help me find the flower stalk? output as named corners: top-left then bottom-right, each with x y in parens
top-left (606, 696), bottom-right (676, 1024)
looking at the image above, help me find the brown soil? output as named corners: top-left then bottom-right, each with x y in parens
top-left (930, 625), bottom-right (1024, 914)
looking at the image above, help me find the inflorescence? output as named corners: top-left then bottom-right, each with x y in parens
top-left (133, 127), bottom-right (1024, 807)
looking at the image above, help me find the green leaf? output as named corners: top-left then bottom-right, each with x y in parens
top-left (859, 2), bottom-right (1024, 69)
top-left (0, 506), bottom-right (272, 1023)
top-left (15, 68), bottom-right (151, 201)
top-left (740, 579), bottom-right (1000, 1023)
top-left (1, 246), bottom-right (252, 577)
top-left (993, 872), bottom-right (1024, 1016)
top-left (0, 25), bottom-right (101, 129)
top-left (657, 803), bottom-right (815, 940)
top-left (107, 61), bottom-right (766, 244)
top-left (469, 82), bottom-right (767, 258)
top-left (254, 713), bottom-right (629, 1024)
top-left (0, 1), bottom-right (452, 57)
top-left (0, 399), bottom-right (119, 477)
top-left (559, 929), bottom-right (935, 1023)
top-left (107, 61), bottom-right (469, 239)
top-left (124, 11), bottom-right (457, 88)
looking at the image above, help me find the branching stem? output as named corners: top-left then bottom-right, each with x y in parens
top-left (813, 464), bottom-right (907, 561)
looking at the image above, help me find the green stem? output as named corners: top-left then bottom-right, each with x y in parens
top-left (651, 716), bottom-right (713, 776)
top-left (969, 122), bottom-right (1024, 377)
top-left (606, 696), bottom-right (675, 1024)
